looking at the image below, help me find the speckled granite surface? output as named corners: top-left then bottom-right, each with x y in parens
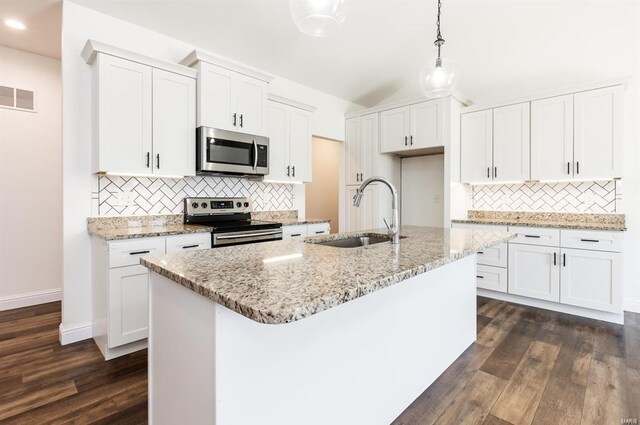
top-left (273, 218), bottom-right (331, 226)
top-left (251, 210), bottom-right (330, 226)
top-left (88, 214), bottom-right (211, 241)
top-left (452, 210), bottom-right (626, 231)
top-left (140, 226), bottom-right (514, 324)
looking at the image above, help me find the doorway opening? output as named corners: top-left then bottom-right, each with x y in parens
top-left (305, 136), bottom-right (340, 233)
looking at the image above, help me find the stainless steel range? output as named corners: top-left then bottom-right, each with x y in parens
top-left (184, 197), bottom-right (282, 247)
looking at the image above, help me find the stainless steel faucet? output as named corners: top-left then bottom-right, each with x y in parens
top-left (353, 176), bottom-right (400, 244)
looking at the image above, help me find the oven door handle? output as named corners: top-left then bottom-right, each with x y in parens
top-left (252, 139), bottom-right (258, 170)
top-left (216, 230), bottom-right (282, 240)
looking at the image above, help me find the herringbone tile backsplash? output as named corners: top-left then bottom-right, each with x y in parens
top-left (472, 181), bottom-right (618, 213)
top-left (96, 176), bottom-right (294, 216)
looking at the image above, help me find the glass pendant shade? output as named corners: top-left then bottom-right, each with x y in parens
top-left (289, 0), bottom-right (347, 37)
top-left (420, 56), bottom-right (457, 98)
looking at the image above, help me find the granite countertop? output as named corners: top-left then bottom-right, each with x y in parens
top-left (272, 218), bottom-right (331, 226)
top-left (452, 210), bottom-right (626, 231)
top-left (89, 224), bottom-right (212, 241)
top-left (140, 226), bottom-right (514, 325)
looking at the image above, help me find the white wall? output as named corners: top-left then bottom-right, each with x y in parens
top-left (0, 46), bottom-right (62, 309)
top-left (401, 155), bottom-right (444, 227)
top-left (61, 0), bottom-right (359, 341)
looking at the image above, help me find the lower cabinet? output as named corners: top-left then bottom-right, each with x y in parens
top-left (92, 233), bottom-right (211, 360)
top-left (282, 222), bottom-right (330, 240)
top-left (560, 248), bottom-right (622, 313)
top-left (476, 265), bottom-right (508, 293)
top-left (508, 244), bottom-right (560, 302)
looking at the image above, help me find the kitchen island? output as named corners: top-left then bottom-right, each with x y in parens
top-left (141, 226), bottom-right (513, 425)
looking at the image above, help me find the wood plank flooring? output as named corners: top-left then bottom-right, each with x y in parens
top-left (0, 298), bottom-right (638, 424)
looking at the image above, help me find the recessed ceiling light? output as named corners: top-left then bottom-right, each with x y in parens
top-left (5, 19), bottom-right (26, 30)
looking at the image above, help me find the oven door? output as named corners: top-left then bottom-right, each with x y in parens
top-left (197, 127), bottom-right (269, 176)
top-left (212, 229), bottom-right (283, 247)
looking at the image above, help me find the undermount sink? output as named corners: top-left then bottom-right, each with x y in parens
top-left (314, 235), bottom-right (391, 248)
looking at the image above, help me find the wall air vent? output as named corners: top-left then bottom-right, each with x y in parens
top-left (0, 85), bottom-right (36, 112)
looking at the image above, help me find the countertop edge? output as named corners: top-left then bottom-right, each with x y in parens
top-left (89, 226), bottom-right (213, 241)
top-left (451, 219), bottom-right (626, 232)
top-left (140, 232), bottom-right (515, 325)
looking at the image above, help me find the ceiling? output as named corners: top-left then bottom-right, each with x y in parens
top-left (2, 1), bottom-right (637, 106)
top-left (0, 0), bottom-right (62, 59)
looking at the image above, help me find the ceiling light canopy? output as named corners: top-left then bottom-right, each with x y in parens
top-left (420, 0), bottom-right (457, 98)
top-left (4, 19), bottom-right (26, 30)
top-left (289, 0), bottom-right (347, 37)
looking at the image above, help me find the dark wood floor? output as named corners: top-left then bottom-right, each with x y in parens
top-left (0, 298), bottom-right (638, 424)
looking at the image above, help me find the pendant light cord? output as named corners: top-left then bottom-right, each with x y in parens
top-left (434, 0), bottom-right (445, 59)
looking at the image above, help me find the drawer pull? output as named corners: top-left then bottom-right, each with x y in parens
top-left (477, 251), bottom-right (484, 254)
top-left (129, 250), bottom-right (150, 255)
top-left (563, 253), bottom-right (566, 267)
top-left (476, 275), bottom-right (484, 279)
top-left (553, 252), bottom-right (557, 266)
top-left (182, 244), bottom-right (199, 249)
top-left (524, 235), bottom-right (541, 238)
top-left (580, 239), bottom-right (600, 243)
top-left (315, 231), bottom-right (325, 234)
top-left (291, 233), bottom-right (302, 237)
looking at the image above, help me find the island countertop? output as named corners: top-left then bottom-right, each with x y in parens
top-left (140, 226), bottom-right (514, 325)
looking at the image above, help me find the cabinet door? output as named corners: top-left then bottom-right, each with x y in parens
top-left (236, 74), bottom-right (268, 136)
top-left (574, 86), bottom-right (623, 179)
top-left (460, 110), bottom-right (493, 183)
top-left (198, 62), bottom-right (237, 131)
top-left (530, 95), bottom-right (574, 181)
top-left (493, 103), bottom-right (530, 182)
top-left (380, 107), bottom-right (410, 153)
top-left (345, 187), bottom-right (361, 232)
top-left (266, 102), bottom-right (290, 181)
top-left (409, 100), bottom-right (442, 149)
top-left (560, 248), bottom-right (622, 313)
top-left (476, 265), bottom-right (508, 293)
top-left (345, 186), bottom-right (375, 232)
top-left (508, 244), bottom-right (560, 302)
top-left (108, 265), bottom-right (149, 348)
top-left (289, 108), bottom-right (312, 183)
top-left (345, 117), bottom-right (361, 185)
top-left (152, 69), bottom-right (196, 177)
top-left (96, 54), bottom-right (152, 174)
top-left (282, 225), bottom-right (308, 240)
top-left (360, 113), bottom-right (378, 181)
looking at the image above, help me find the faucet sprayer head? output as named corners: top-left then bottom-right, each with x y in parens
top-left (352, 190), bottom-right (363, 207)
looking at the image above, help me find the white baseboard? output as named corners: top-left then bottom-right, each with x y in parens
top-left (59, 321), bottom-right (93, 345)
top-left (0, 288), bottom-right (62, 311)
top-left (624, 299), bottom-right (640, 314)
top-left (478, 289), bottom-right (625, 324)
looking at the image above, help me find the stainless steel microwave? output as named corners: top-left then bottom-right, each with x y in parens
top-left (196, 127), bottom-right (269, 176)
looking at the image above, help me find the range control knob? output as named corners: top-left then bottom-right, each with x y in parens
top-left (236, 202), bottom-right (242, 208)
top-left (201, 202), bottom-right (207, 208)
top-left (244, 202), bottom-right (250, 208)
top-left (191, 202), bottom-right (199, 208)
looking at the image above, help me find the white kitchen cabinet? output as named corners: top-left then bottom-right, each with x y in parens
top-left (282, 225), bottom-right (307, 240)
top-left (380, 106), bottom-right (410, 153)
top-left (508, 244), bottom-right (560, 302)
top-left (476, 265), bottom-right (508, 293)
top-left (307, 223), bottom-right (331, 236)
top-left (574, 85), bottom-right (623, 180)
top-left (380, 99), bottom-right (442, 154)
top-left (530, 94), bottom-right (574, 180)
top-left (152, 68), bottom-right (196, 176)
top-left (345, 113), bottom-right (378, 185)
top-left (410, 100), bottom-right (442, 149)
top-left (460, 109), bottom-right (493, 183)
top-left (266, 100), bottom-right (312, 183)
top-left (197, 61), bottom-right (268, 136)
top-left (92, 233), bottom-right (210, 360)
top-left (88, 48), bottom-right (197, 177)
top-left (560, 248), bottom-right (622, 313)
top-left (509, 226), bottom-right (560, 247)
top-left (345, 186), bottom-right (378, 232)
top-left (492, 103), bottom-right (530, 182)
top-left (95, 54), bottom-right (153, 175)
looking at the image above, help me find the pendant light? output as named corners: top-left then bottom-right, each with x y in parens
top-left (419, 0), bottom-right (457, 98)
top-left (289, 0), bottom-right (347, 37)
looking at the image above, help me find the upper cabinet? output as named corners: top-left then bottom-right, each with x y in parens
top-left (380, 99), bottom-right (442, 154)
top-left (182, 50), bottom-right (273, 137)
top-left (461, 103), bottom-right (529, 183)
top-left (574, 86), bottom-right (623, 180)
top-left (83, 41), bottom-right (197, 177)
top-left (345, 113), bottom-right (377, 185)
top-left (266, 97), bottom-right (313, 183)
top-left (530, 86), bottom-right (623, 181)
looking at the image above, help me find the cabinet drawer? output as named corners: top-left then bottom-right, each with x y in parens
top-left (108, 238), bottom-right (166, 268)
top-left (307, 223), bottom-right (330, 236)
top-left (477, 243), bottom-right (508, 268)
top-left (560, 229), bottom-right (623, 252)
top-left (476, 265), bottom-right (508, 293)
top-left (283, 225), bottom-right (308, 240)
top-left (166, 233), bottom-right (211, 253)
top-left (509, 226), bottom-right (560, 247)
top-left (452, 222), bottom-right (509, 232)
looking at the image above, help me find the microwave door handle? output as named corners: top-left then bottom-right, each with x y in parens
top-left (252, 140), bottom-right (258, 170)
